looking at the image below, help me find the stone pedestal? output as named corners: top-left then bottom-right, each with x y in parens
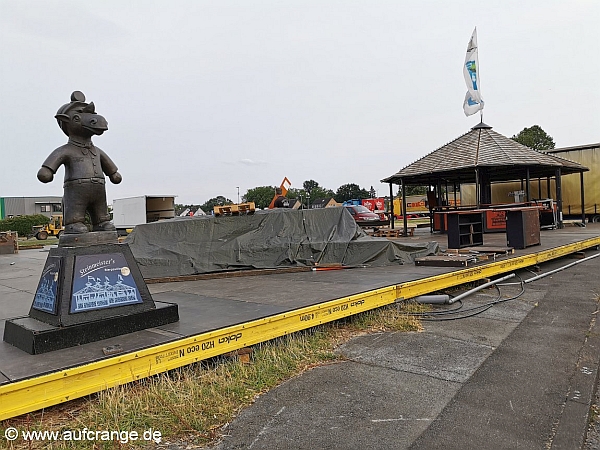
top-left (3, 232), bottom-right (178, 354)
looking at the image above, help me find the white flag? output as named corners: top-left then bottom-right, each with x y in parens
top-left (463, 27), bottom-right (484, 116)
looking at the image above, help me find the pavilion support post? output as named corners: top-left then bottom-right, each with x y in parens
top-left (580, 171), bottom-right (586, 225)
top-left (526, 168), bottom-right (531, 202)
top-left (453, 182), bottom-right (458, 207)
top-left (538, 178), bottom-right (542, 199)
top-left (445, 181), bottom-right (449, 206)
top-left (556, 168), bottom-right (563, 229)
top-left (402, 180), bottom-right (408, 236)
top-left (480, 170), bottom-right (491, 205)
top-left (475, 168), bottom-right (480, 209)
top-left (547, 177), bottom-right (551, 199)
top-left (428, 181), bottom-right (434, 233)
top-left (389, 182), bottom-right (395, 229)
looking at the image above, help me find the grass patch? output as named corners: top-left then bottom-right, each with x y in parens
top-left (334, 301), bottom-right (427, 333)
top-left (1, 301), bottom-right (427, 449)
top-left (17, 237), bottom-right (58, 249)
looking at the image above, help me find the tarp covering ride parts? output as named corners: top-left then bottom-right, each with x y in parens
top-left (125, 207), bottom-right (439, 278)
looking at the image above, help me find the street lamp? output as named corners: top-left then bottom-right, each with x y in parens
top-left (236, 187), bottom-right (240, 204)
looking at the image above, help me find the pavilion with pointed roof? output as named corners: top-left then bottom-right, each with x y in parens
top-left (381, 122), bottom-right (588, 233)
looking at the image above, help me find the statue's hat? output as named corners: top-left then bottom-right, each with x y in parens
top-left (55, 91), bottom-right (96, 135)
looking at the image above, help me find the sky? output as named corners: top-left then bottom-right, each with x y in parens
top-left (1, 1), bottom-right (598, 206)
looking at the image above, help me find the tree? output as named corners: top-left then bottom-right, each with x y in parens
top-left (286, 182), bottom-right (335, 208)
top-left (201, 196), bottom-right (233, 214)
top-left (0, 214), bottom-right (49, 237)
top-left (244, 186), bottom-right (276, 209)
top-left (307, 185), bottom-right (335, 201)
top-left (511, 125), bottom-right (555, 151)
top-left (286, 188), bottom-right (304, 201)
top-left (334, 183), bottom-right (370, 203)
top-left (303, 180), bottom-right (320, 194)
top-left (397, 185), bottom-right (428, 197)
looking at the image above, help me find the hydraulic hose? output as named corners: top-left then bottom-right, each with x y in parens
top-left (523, 252), bottom-right (600, 284)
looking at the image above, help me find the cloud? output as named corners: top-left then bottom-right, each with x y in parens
top-left (0, 1), bottom-right (129, 47)
top-left (238, 158), bottom-right (266, 166)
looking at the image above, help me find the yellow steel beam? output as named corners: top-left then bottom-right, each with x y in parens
top-left (397, 236), bottom-right (600, 300)
top-left (1, 235), bottom-right (599, 420)
top-left (0, 286), bottom-right (397, 420)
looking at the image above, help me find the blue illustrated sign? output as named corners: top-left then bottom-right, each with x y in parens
top-left (71, 253), bottom-right (142, 313)
top-left (32, 256), bottom-right (61, 314)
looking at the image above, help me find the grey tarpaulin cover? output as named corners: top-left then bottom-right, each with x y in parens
top-left (125, 207), bottom-right (439, 278)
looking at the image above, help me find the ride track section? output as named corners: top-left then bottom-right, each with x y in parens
top-left (1, 232), bottom-right (600, 421)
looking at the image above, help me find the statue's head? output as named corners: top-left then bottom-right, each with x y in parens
top-left (55, 91), bottom-right (108, 138)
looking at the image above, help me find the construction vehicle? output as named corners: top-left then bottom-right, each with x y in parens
top-left (214, 202), bottom-right (256, 216)
top-left (268, 177), bottom-right (292, 209)
top-left (31, 214), bottom-right (64, 240)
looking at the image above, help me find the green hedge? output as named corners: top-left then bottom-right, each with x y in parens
top-left (0, 214), bottom-right (50, 237)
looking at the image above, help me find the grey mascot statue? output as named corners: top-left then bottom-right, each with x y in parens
top-left (37, 91), bottom-right (122, 234)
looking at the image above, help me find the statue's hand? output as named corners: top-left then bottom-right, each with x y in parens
top-left (109, 171), bottom-right (122, 184)
top-left (37, 166), bottom-right (54, 183)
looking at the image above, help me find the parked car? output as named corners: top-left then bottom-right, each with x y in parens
top-left (344, 205), bottom-right (382, 223)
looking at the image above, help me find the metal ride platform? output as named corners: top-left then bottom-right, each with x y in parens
top-left (1, 225), bottom-right (599, 420)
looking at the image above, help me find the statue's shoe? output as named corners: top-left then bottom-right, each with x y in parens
top-left (64, 222), bottom-right (89, 234)
top-left (93, 221), bottom-right (116, 232)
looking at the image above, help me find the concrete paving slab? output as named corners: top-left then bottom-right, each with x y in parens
top-left (0, 268), bottom-right (38, 281)
top-left (417, 288), bottom-right (561, 352)
top-left (0, 295), bottom-right (33, 321)
top-left (0, 284), bottom-right (20, 295)
top-left (212, 361), bottom-right (460, 450)
top-left (0, 276), bottom-right (40, 294)
top-left (338, 331), bottom-right (494, 383)
top-left (422, 316), bottom-right (523, 349)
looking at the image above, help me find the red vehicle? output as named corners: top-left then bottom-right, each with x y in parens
top-left (344, 205), bottom-right (388, 226)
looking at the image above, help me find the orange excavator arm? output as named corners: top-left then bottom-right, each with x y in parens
top-left (268, 177), bottom-right (292, 209)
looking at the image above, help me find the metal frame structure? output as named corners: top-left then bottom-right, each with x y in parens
top-left (2, 234), bottom-right (600, 420)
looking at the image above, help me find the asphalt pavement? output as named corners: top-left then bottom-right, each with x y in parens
top-left (208, 252), bottom-right (600, 450)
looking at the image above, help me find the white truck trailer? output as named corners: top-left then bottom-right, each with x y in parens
top-left (112, 195), bottom-right (177, 234)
